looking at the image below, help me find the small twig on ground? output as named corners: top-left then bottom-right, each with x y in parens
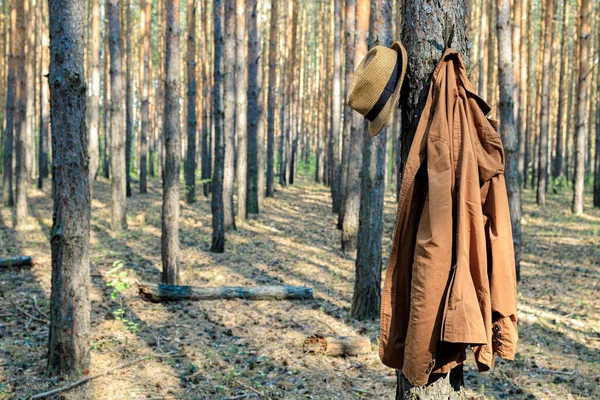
top-left (10, 301), bottom-right (48, 324)
top-left (536, 368), bottom-right (575, 375)
top-left (225, 394), bottom-right (256, 400)
top-left (232, 378), bottom-right (271, 400)
top-left (352, 387), bottom-right (369, 394)
top-left (29, 357), bottom-right (147, 399)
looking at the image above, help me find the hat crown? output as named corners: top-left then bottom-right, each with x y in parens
top-left (347, 46), bottom-right (400, 117)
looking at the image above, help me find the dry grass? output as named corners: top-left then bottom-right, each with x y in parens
top-left (0, 173), bottom-right (598, 399)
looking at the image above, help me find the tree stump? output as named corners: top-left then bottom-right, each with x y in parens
top-left (396, 366), bottom-right (464, 400)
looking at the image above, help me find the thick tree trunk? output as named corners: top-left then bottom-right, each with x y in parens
top-left (88, 0), bottom-right (100, 196)
top-left (341, 0), bottom-right (368, 253)
top-left (235, 0), bottom-right (247, 220)
top-left (246, 0), bottom-right (263, 214)
top-left (14, 0), bottom-right (27, 227)
top-left (107, 0), bottom-right (127, 231)
top-left (266, 0), bottom-right (278, 197)
top-left (139, 0), bottom-right (151, 194)
top-left (330, 0), bottom-right (342, 214)
top-left (572, 0), bottom-right (590, 215)
top-left (351, 0), bottom-right (389, 321)
top-left (536, 0), bottom-right (553, 206)
top-left (38, 0), bottom-right (50, 189)
top-left (223, 0), bottom-right (236, 230)
top-left (184, 0), bottom-right (197, 204)
top-left (47, 0), bottom-right (91, 376)
top-left (2, 0), bottom-right (16, 207)
top-left (162, 0), bottom-right (181, 285)
top-left (496, 0), bottom-right (522, 280)
top-left (211, 0), bottom-right (225, 253)
top-left (396, 367), bottom-right (464, 400)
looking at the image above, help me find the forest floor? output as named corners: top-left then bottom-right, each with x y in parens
top-left (0, 171), bottom-right (599, 399)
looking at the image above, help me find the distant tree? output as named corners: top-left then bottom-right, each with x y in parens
top-left (211, 0), bottom-right (226, 253)
top-left (247, 0), bottom-right (264, 214)
top-left (572, 0), bottom-right (590, 215)
top-left (200, 0), bottom-right (212, 198)
top-left (38, 0), bottom-right (50, 189)
top-left (139, 0), bottom-right (151, 194)
top-left (553, 0), bottom-right (568, 181)
top-left (223, 0), bottom-right (236, 230)
top-left (47, 0), bottom-right (91, 376)
top-left (103, 12), bottom-right (111, 180)
top-left (235, 0), bottom-right (247, 220)
top-left (536, 0), bottom-right (553, 206)
top-left (266, 0), bottom-right (278, 197)
top-left (2, 0), bottom-right (16, 207)
top-left (184, 0), bottom-right (197, 204)
top-left (107, 0), bottom-right (127, 230)
top-left (14, 0), bottom-right (27, 227)
top-left (330, 0), bottom-right (342, 214)
top-left (88, 0), bottom-right (101, 196)
top-left (162, 0), bottom-right (181, 284)
top-left (124, 0), bottom-right (133, 198)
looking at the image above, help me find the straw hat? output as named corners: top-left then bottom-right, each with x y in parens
top-left (347, 41), bottom-right (407, 137)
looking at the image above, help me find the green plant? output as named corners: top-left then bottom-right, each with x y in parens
top-left (106, 261), bottom-right (139, 334)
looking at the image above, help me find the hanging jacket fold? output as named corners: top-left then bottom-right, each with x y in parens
top-left (379, 48), bottom-right (518, 387)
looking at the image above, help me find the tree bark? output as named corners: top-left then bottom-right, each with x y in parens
top-left (594, 6), bottom-right (600, 208)
top-left (235, 0), bottom-right (247, 220)
top-left (341, 0), bottom-right (368, 253)
top-left (107, 0), bottom-right (127, 231)
top-left (223, 0), bottom-right (236, 230)
top-left (201, 0), bottom-right (212, 198)
top-left (124, 0), bottom-right (133, 198)
top-left (536, 0), bottom-right (553, 206)
top-left (247, 0), bottom-right (263, 214)
top-left (553, 0), bottom-right (568, 182)
top-left (37, 0), bottom-right (50, 189)
top-left (14, 0), bottom-right (27, 227)
top-left (517, 0), bottom-right (527, 186)
top-left (2, 0), bottom-right (16, 207)
top-left (266, 0), bottom-right (278, 197)
top-left (47, 0), bottom-right (91, 376)
top-left (211, 0), bottom-right (226, 253)
top-left (103, 14), bottom-right (111, 180)
top-left (351, 0), bottom-right (389, 321)
top-left (330, 0), bottom-right (342, 214)
top-left (184, 0), bottom-right (197, 204)
top-left (88, 0), bottom-right (101, 196)
top-left (139, 283), bottom-right (313, 302)
top-left (572, 0), bottom-right (590, 215)
top-left (139, 0), bottom-right (151, 194)
top-left (162, 0), bottom-right (181, 285)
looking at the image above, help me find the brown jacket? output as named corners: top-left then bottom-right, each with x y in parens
top-left (379, 49), bottom-right (518, 386)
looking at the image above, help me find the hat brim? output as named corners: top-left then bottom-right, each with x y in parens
top-left (367, 41), bottom-right (407, 137)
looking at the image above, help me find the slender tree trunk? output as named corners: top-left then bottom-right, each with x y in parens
top-left (14, 0), bottom-right (27, 227)
top-left (88, 0), bottom-right (100, 196)
top-left (341, 0), bottom-right (367, 253)
top-left (478, 0), bottom-right (488, 99)
top-left (351, 0), bottom-right (389, 321)
top-left (24, 0), bottom-right (34, 181)
top-left (103, 13), bottom-right (111, 180)
top-left (47, 0), bottom-right (91, 376)
top-left (223, 0), bottom-right (236, 230)
top-left (124, 0), bottom-right (132, 198)
top-left (247, 0), bottom-right (263, 214)
top-left (235, 0), bottom-right (247, 220)
top-left (162, 0), bottom-right (181, 284)
top-left (107, 0), bottom-right (127, 231)
top-left (553, 0), bottom-right (568, 182)
top-left (266, 0), bottom-right (278, 197)
top-left (184, 0), bottom-right (197, 204)
top-left (572, 0), bottom-right (590, 215)
top-left (330, 0), bottom-right (342, 214)
top-left (139, 0), bottom-right (151, 194)
top-left (395, 0), bottom-right (470, 395)
top-left (37, 0), bottom-right (50, 189)
top-left (497, 0), bottom-right (522, 280)
top-left (3, 0), bottom-right (16, 207)
top-left (536, 0), bottom-right (553, 206)
top-left (211, 0), bottom-right (226, 253)
top-left (595, 13), bottom-right (600, 208)
top-left (517, 0), bottom-right (527, 186)
top-left (338, 0), bottom-right (356, 230)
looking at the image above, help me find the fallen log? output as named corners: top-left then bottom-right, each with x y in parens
top-left (138, 283), bottom-right (313, 302)
top-left (303, 334), bottom-right (371, 356)
top-left (0, 256), bottom-right (36, 268)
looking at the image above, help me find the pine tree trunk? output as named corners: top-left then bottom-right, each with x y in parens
top-left (235, 0), bottom-right (247, 220)
top-left (395, 0), bottom-right (470, 395)
top-left (553, 0), bottom-right (568, 181)
top-left (162, 0), bottom-right (181, 285)
top-left (266, 0), bottom-right (278, 197)
top-left (139, 0), bottom-right (151, 194)
top-left (24, 0), bottom-right (35, 182)
top-left (572, 0), bottom-right (590, 215)
top-left (47, 0), bottom-right (91, 376)
top-left (37, 0), bottom-right (50, 189)
top-left (351, 0), bottom-right (389, 321)
top-left (223, 0), bottom-right (236, 230)
top-left (103, 14), bottom-right (111, 180)
top-left (211, 0), bottom-right (226, 253)
top-left (14, 0), bottom-right (27, 227)
top-left (107, 0), bottom-right (127, 231)
top-left (124, 0), bottom-right (132, 198)
top-left (247, 0), bottom-right (263, 214)
top-left (341, 0), bottom-right (368, 253)
top-left (496, 0), bottom-right (522, 280)
top-left (517, 0), bottom-right (527, 186)
top-left (2, 0), bottom-right (16, 207)
top-left (595, 14), bottom-right (600, 208)
top-left (330, 0), bottom-right (342, 214)
top-left (88, 0), bottom-right (101, 195)
top-left (536, 0), bottom-right (553, 206)
top-left (184, 0), bottom-right (197, 204)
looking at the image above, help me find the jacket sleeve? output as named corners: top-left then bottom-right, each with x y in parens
top-left (481, 172), bottom-right (518, 360)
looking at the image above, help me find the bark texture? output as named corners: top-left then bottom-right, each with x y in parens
top-left (330, 0), bottom-right (342, 214)
top-left (38, 0), bottom-right (50, 189)
top-left (107, 0), bottom-right (127, 231)
top-left (222, 0), bottom-right (236, 230)
top-left (47, 0), bottom-right (91, 376)
top-left (266, 0), bottom-right (278, 198)
top-left (139, 284), bottom-right (313, 302)
top-left (235, 0), bottom-right (247, 220)
top-left (139, 0), bottom-right (151, 194)
top-left (14, 0), bottom-right (27, 227)
top-left (88, 0), bottom-right (101, 195)
top-left (2, 0), bottom-right (16, 207)
top-left (184, 0), bottom-right (197, 204)
top-left (124, 0), bottom-right (133, 198)
top-left (162, 0), bottom-right (181, 285)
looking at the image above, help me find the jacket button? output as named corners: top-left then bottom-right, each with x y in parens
top-left (493, 325), bottom-right (500, 332)
top-left (426, 367), bottom-right (431, 374)
top-left (429, 361), bottom-right (435, 367)
top-left (431, 353), bottom-right (436, 359)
